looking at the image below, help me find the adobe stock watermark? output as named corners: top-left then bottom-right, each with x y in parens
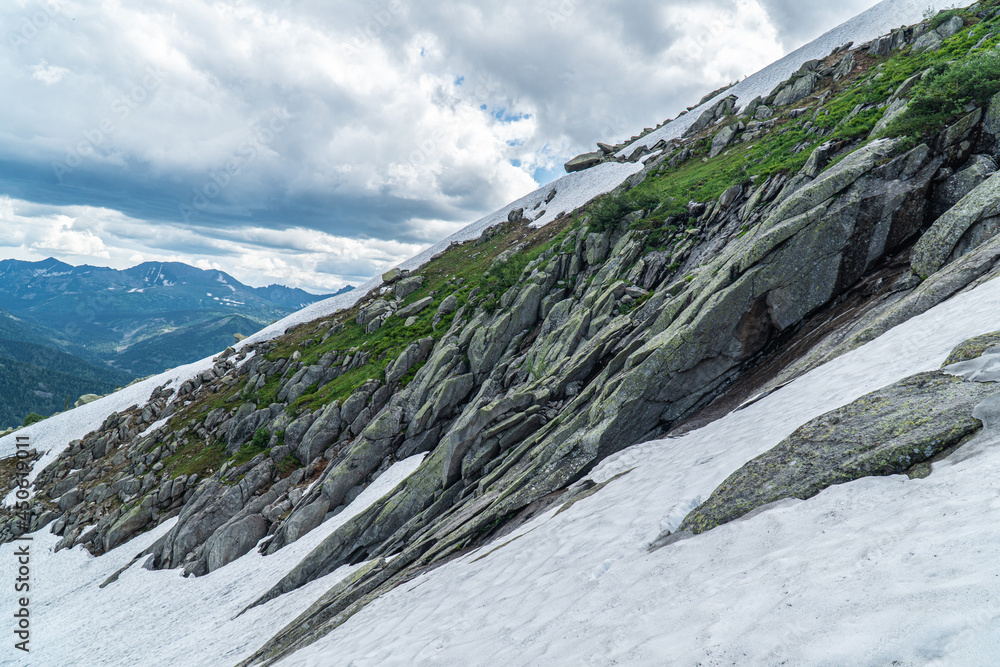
top-left (545, 0), bottom-right (579, 27)
top-left (7, 0), bottom-right (63, 51)
top-left (51, 66), bottom-right (165, 184)
top-left (12, 434), bottom-right (33, 653)
top-left (341, 0), bottom-right (405, 57)
top-left (179, 111), bottom-right (289, 224)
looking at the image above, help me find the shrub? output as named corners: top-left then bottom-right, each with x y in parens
top-left (886, 50), bottom-right (1000, 140)
top-left (22, 413), bottom-right (45, 427)
top-left (930, 8), bottom-right (963, 30)
top-left (234, 427), bottom-right (271, 465)
top-left (588, 189), bottom-right (661, 232)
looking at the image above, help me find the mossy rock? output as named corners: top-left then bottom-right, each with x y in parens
top-left (942, 331), bottom-right (1000, 367)
top-left (678, 371), bottom-right (997, 535)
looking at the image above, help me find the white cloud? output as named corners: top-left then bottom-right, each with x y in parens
top-left (0, 0), bottom-right (895, 288)
top-left (29, 59), bottom-right (70, 84)
top-left (0, 196), bottom-right (419, 292)
top-left (32, 216), bottom-right (110, 258)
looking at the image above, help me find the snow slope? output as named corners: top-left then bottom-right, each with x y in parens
top-left (277, 251), bottom-right (1000, 667)
top-left (1, 455), bottom-right (426, 667)
top-left (3, 3), bottom-right (997, 665)
top-left (619, 0), bottom-right (977, 157)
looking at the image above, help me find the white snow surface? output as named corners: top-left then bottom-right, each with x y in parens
top-left (1, 454), bottom-right (426, 667)
top-left (269, 276), bottom-right (1000, 667)
top-left (618, 0), bottom-right (976, 157)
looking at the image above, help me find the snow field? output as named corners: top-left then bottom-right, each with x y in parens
top-left (277, 267), bottom-right (1000, 666)
top-left (0, 455), bottom-right (426, 667)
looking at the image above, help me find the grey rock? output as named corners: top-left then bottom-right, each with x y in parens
top-left (983, 91), bottom-right (1000, 148)
top-left (709, 123), bottom-right (740, 158)
top-left (396, 297), bottom-right (434, 320)
top-left (434, 294), bottom-right (459, 327)
top-left (911, 31), bottom-right (943, 54)
top-left (394, 276), bottom-right (425, 300)
top-left (935, 15), bottom-right (964, 40)
top-left (943, 332), bottom-right (1000, 366)
top-left (104, 504), bottom-right (153, 552)
top-left (356, 299), bottom-right (392, 328)
top-left (773, 72), bottom-right (817, 107)
top-left (152, 459), bottom-right (274, 568)
top-left (385, 337), bottom-right (434, 385)
top-left (800, 141), bottom-right (837, 178)
top-left (564, 151), bottom-right (604, 173)
top-left (585, 232), bottom-right (611, 265)
top-left (284, 412), bottom-right (316, 452)
top-left (932, 155), bottom-right (998, 220)
top-left (205, 514), bottom-right (269, 572)
top-left (913, 168), bottom-right (1000, 278)
top-left (869, 97), bottom-right (909, 139)
top-left (833, 53), bottom-right (855, 80)
top-left (57, 488), bottom-right (83, 512)
top-left (381, 268), bottom-right (404, 284)
top-left (297, 402), bottom-right (341, 465)
top-left (937, 108), bottom-right (982, 153)
top-left (676, 371), bottom-right (995, 535)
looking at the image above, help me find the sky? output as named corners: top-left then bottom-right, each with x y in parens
top-left (0, 0), bottom-right (884, 293)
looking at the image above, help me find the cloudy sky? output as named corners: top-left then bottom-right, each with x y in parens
top-left (0, 0), bottom-right (883, 292)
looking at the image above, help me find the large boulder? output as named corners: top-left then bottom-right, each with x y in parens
top-left (675, 371), bottom-right (997, 535)
top-left (103, 503), bottom-right (153, 552)
top-left (912, 169), bottom-right (1000, 278)
top-left (709, 123), bottom-right (741, 158)
top-left (931, 154), bottom-right (997, 221)
top-left (564, 151), bottom-right (604, 173)
top-left (297, 402), bottom-right (341, 464)
top-left (393, 276), bottom-right (424, 300)
top-left (205, 514), bottom-right (269, 572)
top-left (773, 72), bottom-right (818, 107)
top-left (385, 338), bottom-right (434, 385)
top-left (278, 498), bottom-right (330, 546)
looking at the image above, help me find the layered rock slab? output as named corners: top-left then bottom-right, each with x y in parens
top-left (675, 371), bottom-right (997, 536)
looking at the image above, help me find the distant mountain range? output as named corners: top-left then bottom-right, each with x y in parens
top-left (0, 258), bottom-right (350, 428)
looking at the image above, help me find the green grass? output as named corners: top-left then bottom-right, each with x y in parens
top-left (233, 427), bottom-right (271, 466)
top-left (163, 437), bottom-right (228, 479)
top-left (248, 215), bottom-right (577, 418)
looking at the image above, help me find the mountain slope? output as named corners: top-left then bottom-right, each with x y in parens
top-left (3, 1), bottom-right (1000, 665)
top-left (0, 258), bottom-right (342, 375)
top-left (0, 310), bottom-right (132, 428)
